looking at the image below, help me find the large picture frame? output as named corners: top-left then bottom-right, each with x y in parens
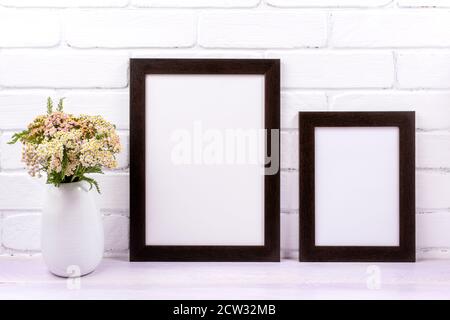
top-left (130, 59), bottom-right (280, 262)
top-left (299, 112), bottom-right (415, 262)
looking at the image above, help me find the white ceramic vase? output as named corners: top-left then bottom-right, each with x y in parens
top-left (41, 181), bottom-right (104, 277)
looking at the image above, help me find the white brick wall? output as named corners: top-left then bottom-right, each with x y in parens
top-left (417, 133), bottom-right (450, 169)
top-left (65, 11), bottom-right (197, 48)
top-left (281, 92), bottom-right (328, 129)
top-left (281, 213), bottom-right (298, 256)
top-left (281, 171), bottom-right (298, 212)
top-left (0, 52), bottom-right (129, 88)
top-left (281, 131), bottom-right (299, 169)
top-left (0, 174), bottom-right (45, 210)
top-left (398, 0), bottom-right (450, 7)
top-left (103, 214), bottom-right (129, 252)
top-left (0, 132), bottom-right (25, 170)
top-left (332, 11), bottom-right (450, 48)
top-left (198, 11), bottom-right (327, 48)
top-left (2, 213), bottom-right (41, 251)
top-left (0, 9), bottom-right (60, 48)
top-left (331, 92), bottom-right (450, 130)
top-left (0, 91), bottom-right (55, 129)
top-left (0, 1), bottom-right (449, 260)
top-left (417, 212), bottom-right (450, 248)
top-left (266, 0), bottom-right (393, 7)
top-left (417, 172), bottom-right (450, 209)
top-left (0, 0), bottom-right (130, 7)
top-left (266, 51), bottom-right (395, 88)
top-left (397, 52), bottom-right (450, 89)
top-left (132, 0), bottom-right (260, 7)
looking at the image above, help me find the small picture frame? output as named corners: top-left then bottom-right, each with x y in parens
top-left (130, 59), bottom-right (280, 262)
top-left (299, 112), bottom-right (415, 262)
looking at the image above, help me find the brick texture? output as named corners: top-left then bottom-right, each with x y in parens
top-left (332, 11), bottom-right (450, 47)
top-left (331, 92), bottom-right (450, 130)
top-left (132, 0), bottom-right (260, 7)
top-left (0, 3), bottom-right (450, 258)
top-left (0, 53), bottom-right (128, 88)
top-left (65, 11), bottom-right (196, 48)
top-left (0, 0), bottom-right (129, 7)
top-left (266, 0), bottom-right (392, 7)
top-left (199, 11), bottom-right (327, 48)
top-left (397, 52), bottom-right (450, 89)
top-left (2, 213), bottom-right (41, 251)
top-left (0, 9), bottom-right (60, 47)
top-left (398, 0), bottom-right (450, 7)
top-left (266, 51), bottom-right (394, 88)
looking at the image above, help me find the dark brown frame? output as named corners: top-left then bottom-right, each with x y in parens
top-left (299, 112), bottom-right (415, 262)
top-left (130, 59), bottom-right (280, 262)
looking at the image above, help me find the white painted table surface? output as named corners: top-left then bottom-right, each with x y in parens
top-left (1, 256), bottom-right (450, 300)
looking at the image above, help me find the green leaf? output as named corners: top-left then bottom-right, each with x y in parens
top-left (47, 171), bottom-right (62, 188)
top-left (47, 97), bottom-right (53, 114)
top-left (80, 176), bottom-right (101, 194)
top-left (60, 149), bottom-right (69, 180)
top-left (7, 131), bottom-right (28, 144)
top-left (84, 166), bottom-right (104, 174)
top-left (57, 97), bottom-right (65, 112)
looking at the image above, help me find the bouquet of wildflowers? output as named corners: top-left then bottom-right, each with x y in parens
top-left (9, 98), bottom-right (121, 193)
